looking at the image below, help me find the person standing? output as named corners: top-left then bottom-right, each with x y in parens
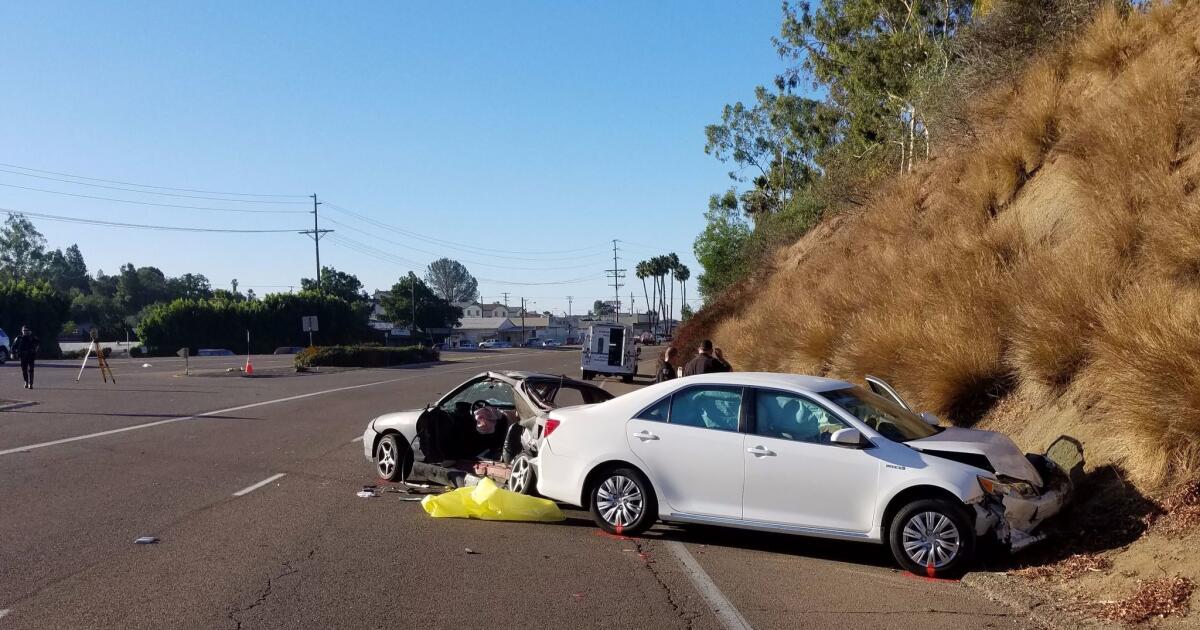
top-left (11, 325), bottom-right (40, 389)
top-left (682, 339), bottom-right (724, 377)
top-left (656, 347), bottom-right (679, 383)
top-left (713, 347), bottom-right (733, 372)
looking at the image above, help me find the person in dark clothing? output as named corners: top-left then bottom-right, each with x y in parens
top-left (713, 347), bottom-right (733, 372)
top-left (682, 339), bottom-right (725, 377)
top-left (11, 326), bottom-right (39, 389)
top-left (656, 347), bottom-right (679, 383)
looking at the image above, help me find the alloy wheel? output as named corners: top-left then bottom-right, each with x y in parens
top-left (596, 475), bottom-right (644, 527)
top-left (901, 511), bottom-right (961, 569)
top-left (376, 440), bottom-right (397, 478)
top-left (507, 454), bottom-right (533, 494)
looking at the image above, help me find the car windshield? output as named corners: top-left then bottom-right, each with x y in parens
top-left (821, 387), bottom-right (941, 442)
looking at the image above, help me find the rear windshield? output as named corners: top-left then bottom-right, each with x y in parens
top-left (821, 387), bottom-right (941, 442)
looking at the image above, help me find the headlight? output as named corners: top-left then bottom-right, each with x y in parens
top-left (978, 476), bottom-right (1038, 499)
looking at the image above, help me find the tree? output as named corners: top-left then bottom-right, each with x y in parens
top-left (591, 300), bottom-right (615, 317)
top-left (301, 266), bottom-right (367, 303)
top-left (0, 213), bottom-right (47, 279)
top-left (167, 273), bottom-right (213, 300)
top-left (694, 191), bottom-right (752, 301)
top-left (681, 303), bottom-right (695, 321)
top-left (42, 244), bottom-right (89, 294)
top-left (674, 263), bottom-right (691, 329)
top-left (424, 258), bottom-right (478, 303)
top-left (381, 272), bottom-right (463, 332)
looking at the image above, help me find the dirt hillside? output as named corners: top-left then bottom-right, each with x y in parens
top-left (699, 2), bottom-right (1200, 497)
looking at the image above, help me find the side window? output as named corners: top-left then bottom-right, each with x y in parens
top-left (552, 386), bottom-right (588, 407)
top-left (442, 380), bottom-right (516, 410)
top-left (754, 390), bottom-right (848, 444)
top-left (669, 387), bottom-right (742, 432)
top-left (636, 396), bottom-right (670, 422)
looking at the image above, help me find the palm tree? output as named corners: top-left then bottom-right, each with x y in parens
top-left (665, 253), bottom-right (680, 335)
top-left (636, 261), bottom-right (651, 330)
top-left (673, 263), bottom-right (690, 331)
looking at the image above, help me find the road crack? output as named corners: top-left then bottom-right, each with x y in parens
top-left (634, 539), bottom-right (700, 630)
top-left (226, 547), bottom-right (317, 630)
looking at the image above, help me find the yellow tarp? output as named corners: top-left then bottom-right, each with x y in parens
top-left (421, 477), bottom-right (564, 522)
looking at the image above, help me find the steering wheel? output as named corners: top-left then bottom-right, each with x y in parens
top-left (472, 399), bottom-right (490, 411)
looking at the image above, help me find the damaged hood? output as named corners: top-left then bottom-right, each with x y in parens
top-left (909, 427), bottom-right (1044, 487)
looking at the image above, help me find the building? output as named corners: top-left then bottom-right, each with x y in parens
top-left (463, 302), bottom-right (512, 318)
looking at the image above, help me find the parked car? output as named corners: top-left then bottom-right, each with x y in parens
top-left (363, 371), bottom-right (613, 494)
top-left (535, 372), bottom-right (1074, 577)
top-left (478, 340), bottom-right (511, 349)
top-left (450, 340), bottom-right (477, 350)
top-left (0, 327), bottom-right (9, 363)
top-left (523, 338), bottom-right (547, 348)
top-left (542, 339), bottom-right (561, 348)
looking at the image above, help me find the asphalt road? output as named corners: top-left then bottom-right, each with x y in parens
top-left (0, 349), bottom-right (1028, 629)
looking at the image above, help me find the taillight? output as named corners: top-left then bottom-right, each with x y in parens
top-left (543, 418), bottom-right (561, 438)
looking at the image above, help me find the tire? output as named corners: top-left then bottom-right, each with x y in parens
top-left (588, 466), bottom-right (657, 536)
top-left (888, 498), bottom-right (976, 578)
top-left (374, 433), bottom-right (410, 482)
top-left (581, 370), bottom-right (594, 381)
top-left (506, 452), bottom-right (538, 495)
top-left (0, 348), bottom-right (7, 365)
top-left (621, 372), bottom-right (633, 384)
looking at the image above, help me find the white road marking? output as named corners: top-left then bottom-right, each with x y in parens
top-left (0, 352), bottom-right (560, 458)
top-left (232, 473), bottom-right (287, 497)
top-left (350, 435), bottom-right (364, 443)
top-left (665, 540), bottom-right (754, 630)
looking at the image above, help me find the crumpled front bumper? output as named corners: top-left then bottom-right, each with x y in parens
top-left (974, 463), bottom-right (1073, 552)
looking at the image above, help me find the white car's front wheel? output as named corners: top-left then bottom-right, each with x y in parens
top-left (589, 467), bottom-right (656, 536)
top-left (375, 434), bottom-right (409, 482)
top-left (888, 498), bottom-right (975, 578)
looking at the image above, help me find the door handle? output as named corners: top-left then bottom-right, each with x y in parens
top-left (747, 445), bottom-right (776, 457)
top-left (632, 430), bottom-right (659, 441)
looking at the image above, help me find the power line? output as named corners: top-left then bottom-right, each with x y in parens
top-left (0, 161), bottom-right (306, 198)
top-left (0, 182), bottom-right (310, 214)
top-left (323, 202), bottom-right (611, 260)
top-left (3, 208), bottom-right (301, 233)
top-left (322, 216), bottom-right (599, 271)
top-left (0, 167), bottom-right (309, 204)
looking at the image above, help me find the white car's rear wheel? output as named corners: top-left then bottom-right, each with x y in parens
top-left (589, 467), bottom-right (656, 536)
top-left (506, 453), bottom-right (537, 495)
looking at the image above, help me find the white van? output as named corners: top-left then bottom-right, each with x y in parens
top-left (580, 323), bottom-right (639, 382)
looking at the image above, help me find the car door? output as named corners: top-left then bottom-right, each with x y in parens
top-left (626, 385), bottom-right (746, 519)
top-left (741, 388), bottom-right (879, 533)
top-left (865, 375), bottom-right (911, 410)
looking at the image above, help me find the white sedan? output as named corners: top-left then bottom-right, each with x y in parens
top-left (535, 372), bottom-right (1072, 577)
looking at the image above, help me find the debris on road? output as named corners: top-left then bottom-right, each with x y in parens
top-left (357, 485), bottom-right (379, 498)
top-left (464, 548), bottom-right (480, 555)
top-left (134, 536), bottom-right (159, 544)
top-left (141, 363), bottom-right (152, 368)
top-left (421, 478), bottom-right (563, 522)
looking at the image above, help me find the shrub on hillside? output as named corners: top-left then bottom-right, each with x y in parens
top-left (294, 345), bottom-right (438, 368)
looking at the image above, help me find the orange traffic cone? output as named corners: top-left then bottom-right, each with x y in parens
top-left (244, 358), bottom-right (254, 376)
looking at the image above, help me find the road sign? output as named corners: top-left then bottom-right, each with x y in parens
top-left (302, 316), bottom-right (319, 332)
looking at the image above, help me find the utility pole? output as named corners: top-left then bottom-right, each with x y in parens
top-left (566, 296), bottom-right (573, 318)
top-left (500, 292), bottom-right (510, 314)
top-left (300, 194), bottom-right (332, 293)
top-left (605, 239), bottom-right (625, 324)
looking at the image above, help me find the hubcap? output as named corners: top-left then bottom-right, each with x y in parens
top-left (508, 455), bottom-right (532, 493)
top-left (377, 440), bottom-right (396, 478)
top-left (901, 511), bottom-right (961, 569)
top-left (596, 475), bottom-right (644, 527)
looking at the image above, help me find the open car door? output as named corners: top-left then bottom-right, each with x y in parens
top-left (864, 375), bottom-right (911, 411)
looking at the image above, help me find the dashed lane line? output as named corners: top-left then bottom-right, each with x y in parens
top-left (232, 473), bottom-right (287, 497)
top-left (666, 540), bottom-right (754, 630)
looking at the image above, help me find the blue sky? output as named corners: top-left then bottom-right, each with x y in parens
top-left (0, 1), bottom-right (787, 316)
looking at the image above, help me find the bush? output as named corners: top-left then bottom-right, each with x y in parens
top-left (295, 345), bottom-right (439, 368)
top-left (61, 346), bottom-right (111, 360)
top-left (0, 280), bottom-right (68, 359)
top-left (137, 292), bottom-right (375, 355)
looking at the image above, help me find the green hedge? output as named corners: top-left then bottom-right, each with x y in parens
top-left (295, 345), bottom-right (439, 368)
top-left (136, 292), bottom-right (374, 355)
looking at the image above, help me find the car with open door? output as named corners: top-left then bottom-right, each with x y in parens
top-left (363, 371), bottom-right (613, 494)
top-left (535, 372), bottom-right (1075, 577)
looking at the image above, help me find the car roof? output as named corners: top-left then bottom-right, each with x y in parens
top-left (671, 371), bottom-right (853, 393)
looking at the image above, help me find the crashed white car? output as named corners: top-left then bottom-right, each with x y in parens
top-left (535, 372), bottom-right (1073, 577)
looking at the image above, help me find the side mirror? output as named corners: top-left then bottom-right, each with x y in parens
top-left (919, 412), bottom-right (941, 426)
top-left (831, 428), bottom-right (869, 449)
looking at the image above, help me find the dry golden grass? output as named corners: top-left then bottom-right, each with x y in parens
top-left (700, 1), bottom-right (1200, 494)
